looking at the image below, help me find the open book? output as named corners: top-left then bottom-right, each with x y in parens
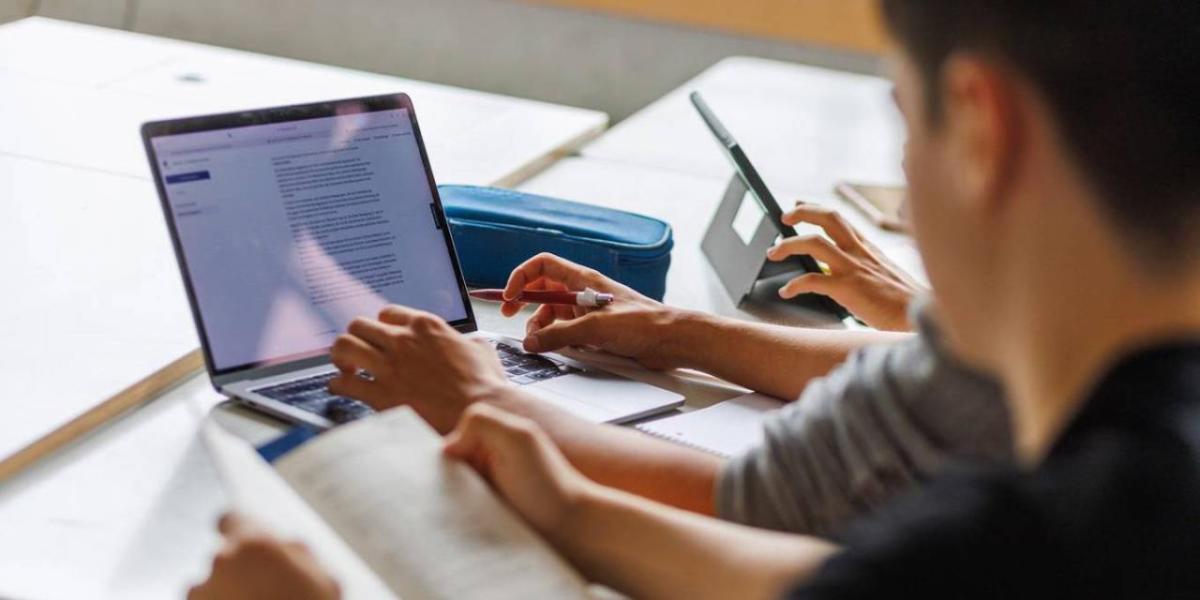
top-left (201, 408), bottom-right (589, 600)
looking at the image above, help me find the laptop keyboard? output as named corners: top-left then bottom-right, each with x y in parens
top-left (494, 341), bottom-right (578, 384)
top-left (250, 340), bottom-right (576, 425)
top-left (252, 372), bottom-right (372, 425)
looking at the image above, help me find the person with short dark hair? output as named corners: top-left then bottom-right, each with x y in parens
top-left (430, 1), bottom-right (1200, 596)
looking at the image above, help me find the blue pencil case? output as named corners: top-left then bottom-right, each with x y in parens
top-left (438, 185), bottom-right (673, 300)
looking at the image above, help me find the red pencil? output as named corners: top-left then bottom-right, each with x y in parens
top-left (469, 288), bottom-right (615, 307)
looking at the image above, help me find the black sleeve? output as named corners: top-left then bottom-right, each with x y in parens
top-left (785, 468), bottom-right (1057, 600)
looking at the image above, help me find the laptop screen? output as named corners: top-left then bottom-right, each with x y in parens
top-left (149, 103), bottom-right (470, 374)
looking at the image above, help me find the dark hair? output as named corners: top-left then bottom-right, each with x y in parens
top-left (881, 1), bottom-right (1200, 260)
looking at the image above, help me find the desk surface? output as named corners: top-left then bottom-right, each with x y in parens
top-left (582, 56), bottom-right (905, 197)
top-left (0, 17), bottom-right (607, 187)
top-left (0, 17), bottom-right (607, 600)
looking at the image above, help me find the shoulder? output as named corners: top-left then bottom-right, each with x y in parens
top-left (791, 427), bottom-right (1200, 599)
top-left (789, 465), bottom-right (1055, 599)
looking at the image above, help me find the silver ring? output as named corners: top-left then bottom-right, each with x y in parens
top-left (355, 369), bottom-right (375, 382)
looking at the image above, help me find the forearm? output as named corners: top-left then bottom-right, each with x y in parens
top-left (666, 311), bottom-right (911, 400)
top-left (493, 388), bottom-right (725, 515)
top-left (552, 483), bottom-right (837, 600)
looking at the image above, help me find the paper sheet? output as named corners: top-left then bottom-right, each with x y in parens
top-left (200, 420), bottom-right (398, 600)
top-left (636, 393), bottom-right (784, 458)
top-left (275, 408), bottom-right (589, 600)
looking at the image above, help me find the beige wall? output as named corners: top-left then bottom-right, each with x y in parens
top-left (0, 0), bottom-right (33, 23)
top-left (529, 0), bottom-right (886, 53)
top-left (38, 0), bottom-right (126, 27)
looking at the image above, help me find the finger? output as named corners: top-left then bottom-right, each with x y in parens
top-left (782, 203), bottom-right (864, 251)
top-left (381, 306), bottom-right (447, 335)
top-left (500, 298), bottom-right (525, 317)
top-left (526, 304), bottom-right (560, 335)
top-left (501, 277), bottom-right (569, 316)
top-left (217, 512), bottom-right (264, 539)
top-left (504, 253), bottom-right (608, 302)
top-left (329, 334), bottom-right (385, 374)
top-left (346, 317), bottom-right (395, 351)
top-left (377, 304), bottom-right (417, 326)
top-left (282, 540), bottom-right (318, 560)
top-left (778, 273), bottom-right (839, 300)
top-left (524, 302), bottom-right (577, 335)
top-left (187, 583), bottom-right (212, 600)
top-left (328, 372), bottom-right (386, 407)
top-left (501, 276), bottom-right (541, 316)
top-left (766, 235), bottom-right (853, 271)
top-left (524, 313), bottom-right (602, 353)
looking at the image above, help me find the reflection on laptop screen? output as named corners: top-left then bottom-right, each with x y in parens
top-left (151, 108), bottom-right (468, 372)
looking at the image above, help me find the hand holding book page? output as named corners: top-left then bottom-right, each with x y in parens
top-left (201, 420), bottom-right (398, 600)
top-left (279, 407), bottom-right (588, 600)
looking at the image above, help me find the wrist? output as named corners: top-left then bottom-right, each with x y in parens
top-left (550, 478), bottom-right (608, 548)
top-left (658, 309), bottom-right (722, 370)
top-left (471, 381), bottom-right (527, 409)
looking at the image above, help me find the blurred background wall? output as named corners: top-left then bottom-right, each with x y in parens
top-left (1, 0), bottom-right (884, 121)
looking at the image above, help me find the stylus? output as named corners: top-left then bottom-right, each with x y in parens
top-left (469, 288), bottom-right (615, 307)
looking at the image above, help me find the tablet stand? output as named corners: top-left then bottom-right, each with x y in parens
top-left (701, 175), bottom-right (832, 316)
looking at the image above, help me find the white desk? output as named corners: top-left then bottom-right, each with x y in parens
top-left (582, 56), bottom-right (906, 198)
top-left (0, 17), bottom-right (607, 600)
top-left (0, 17), bottom-right (607, 187)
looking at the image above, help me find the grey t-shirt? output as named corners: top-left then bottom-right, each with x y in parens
top-left (716, 302), bottom-right (1011, 537)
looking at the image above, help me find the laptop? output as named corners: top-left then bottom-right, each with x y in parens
top-left (142, 93), bottom-right (683, 429)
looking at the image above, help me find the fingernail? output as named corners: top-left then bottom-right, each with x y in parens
top-left (523, 335), bottom-right (541, 352)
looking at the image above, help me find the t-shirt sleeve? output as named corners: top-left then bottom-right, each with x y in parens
top-left (716, 301), bottom-right (1010, 537)
top-left (785, 469), bottom-right (1052, 600)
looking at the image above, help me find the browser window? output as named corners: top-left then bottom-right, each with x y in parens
top-left (151, 108), bottom-right (468, 372)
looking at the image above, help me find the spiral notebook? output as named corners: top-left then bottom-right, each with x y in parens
top-left (634, 393), bottom-right (784, 458)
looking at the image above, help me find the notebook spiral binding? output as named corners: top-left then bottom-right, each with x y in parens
top-left (633, 423), bottom-right (733, 459)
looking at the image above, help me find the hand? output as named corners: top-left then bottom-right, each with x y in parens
top-left (502, 253), bottom-right (691, 369)
top-left (767, 202), bottom-right (926, 331)
top-left (328, 305), bottom-right (511, 433)
top-left (188, 513), bottom-right (340, 600)
top-left (444, 403), bottom-right (593, 536)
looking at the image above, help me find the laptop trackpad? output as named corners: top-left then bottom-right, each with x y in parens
top-left (524, 383), bottom-right (615, 422)
top-left (523, 369), bottom-right (681, 423)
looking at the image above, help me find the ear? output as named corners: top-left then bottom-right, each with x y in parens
top-left (940, 55), bottom-right (1023, 217)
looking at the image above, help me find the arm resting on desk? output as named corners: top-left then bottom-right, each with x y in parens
top-left (552, 484), bottom-right (836, 600)
top-left (506, 253), bottom-right (910, 401)
top-left (445, 403), bottom-right (838, 600)
top-left (663, 311), bottom-right (909, 401)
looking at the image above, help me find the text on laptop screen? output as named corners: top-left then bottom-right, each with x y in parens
top-left (151, 108), bottom-right (468, 371)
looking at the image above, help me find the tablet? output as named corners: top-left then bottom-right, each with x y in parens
top-left (690, 92), bottom-right (851, 320)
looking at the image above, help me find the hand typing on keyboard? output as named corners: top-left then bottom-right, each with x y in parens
top-left (327, 305), bottom-right (515, 434)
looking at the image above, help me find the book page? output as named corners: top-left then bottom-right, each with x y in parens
top-left (201, 420), bottom-right (398, 600)
top-left (275, 408), bottom-right (589, 600)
